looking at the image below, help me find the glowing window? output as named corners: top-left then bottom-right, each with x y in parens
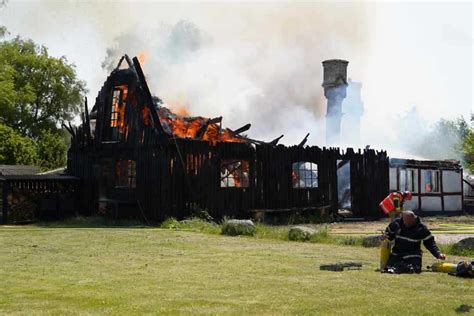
top-left (110, 89), bottom-right (121, 128)
top-left (220, 160), bottom-right (249, 188)
top-left (292, 162), bottom-right (318, 188)
top-left (110, 85), bottom-right (128, 131)
top-left (116, 160), bottom-right (136, 188)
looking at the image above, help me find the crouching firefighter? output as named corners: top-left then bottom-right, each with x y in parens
top-left (382, 210), bottom-right (446, 274)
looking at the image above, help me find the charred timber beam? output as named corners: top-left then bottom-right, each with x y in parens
top-left (226, 125), bottom-right (283, 147)
top-left (298, 133), bottom-right (310, 147)
top-left (62, 123), bottom-right (74, 138)
top-left (115, 54), bottom-right (135, 71)
top-left (195, 116), bottom-right (223, 140)
top-left (68, 122), bottom-right (76, 137)
top-left (132, 56), bottom-right (165, 135)
top-left (209, 116), bottom-right (222, 125)
top-left (195, 120), bottom-right (211, 140)
top-left (269, 134), bottom-right (284, 146)
top-left (229, 123), bottom-right (251, 135)
top-left (231, 134), bottom-right (265, 146)
top-left (115, 56), bottom-right (125, 70)
top-left (81, 112), bottom-right (86, 145)
top-left (84, 97), bottom-right (91, 144)
top-left (337, 159), bottom-right (350, 169)
top-left (124, 55), bottom-right (134, 69)
top-left (63, 122), bottom-right (77, 138)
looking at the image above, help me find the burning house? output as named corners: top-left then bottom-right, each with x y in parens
top-left (1, 55), bottom-right (467, 224)
top-left (64, 55), bottom-right (390, 221)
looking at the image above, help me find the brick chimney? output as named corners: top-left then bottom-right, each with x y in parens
top-left (322, 59), bottom-right (348, 145)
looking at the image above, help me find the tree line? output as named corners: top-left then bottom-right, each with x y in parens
top-left (0, 26), bottom-right (86, 170)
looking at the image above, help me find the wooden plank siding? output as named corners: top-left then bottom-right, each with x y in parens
top-left (66, 61), bottom-right (390, 221)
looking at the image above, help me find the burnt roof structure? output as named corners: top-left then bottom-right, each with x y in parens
top-left (63, 54), bottom-right (390, 221)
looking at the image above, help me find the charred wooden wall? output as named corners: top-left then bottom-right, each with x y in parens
top-left (136, 140), bottom-right (255, 221)
top-left (344, 148), bottom-right (389, 217)
top-left (66, 58), bottom-right (390, 221)
top-left (67, 139), bottom-right (389, 221)
top-left (255, 145), bottom-right (339, 210)
top-left (255, 145), bottom-right (389, 217)
top-left (68, 139), bottom-right (255, 221)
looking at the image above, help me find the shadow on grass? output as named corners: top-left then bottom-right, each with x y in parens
top-left (29, 216), bottom-right (474, 257)
top-left (35, 216), bottom-right (154, 229)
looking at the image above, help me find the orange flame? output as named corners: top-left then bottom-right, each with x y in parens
top-left (134, 93), bottom-right (243, 144)
top-left (137, 50), bottom-right (149, 66)
top-left (156, 106), bottom-right (245, 145)
top-left (111, 85), bottom-right (128, 136)
top-left (165, 99), bottom-right (191, 117)
top-left (221, 160), bottom-right (250, 187)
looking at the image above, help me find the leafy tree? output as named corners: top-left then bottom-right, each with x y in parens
top-left (463, 128), bottom-right (474, 173)
top-left (0, 31), bottom-right (86, 138)
top-left (0, 27), bottom-right (86, 170)
top-left (409, 117), bottom-right (469, 160)
top-left (0, 123), bottom-right (38, 165)
top-left (36, 131), bottom-right (67, 170)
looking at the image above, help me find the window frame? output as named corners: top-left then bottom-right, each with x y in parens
top-left (423, 169), bottom-right (440, 193)
top-left (115, 159), bottom-right (136, 189)
top-left (220, 160), bottom-right (250, 188)
top-left (110, 89), bottom-right (122, 128)
top-left (292, 161), bottom-right (318, 189)
top-left (399, 168), bottom-right (416, 192)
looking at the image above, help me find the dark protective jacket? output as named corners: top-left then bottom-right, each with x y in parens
top-left (385, 217), bottom-right (441, 260)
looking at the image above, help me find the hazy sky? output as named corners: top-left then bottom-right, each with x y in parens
top-left (0, 0), bottom-right (472, 154)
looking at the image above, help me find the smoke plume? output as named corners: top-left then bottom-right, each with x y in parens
top-left (100, 2), bottom-right (372, 145)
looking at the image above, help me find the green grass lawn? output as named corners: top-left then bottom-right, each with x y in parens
top-left (0, 225), bottom-right (472, 315)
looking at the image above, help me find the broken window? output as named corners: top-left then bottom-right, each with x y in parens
top-left (399, 168), bottom-right (415, 192)
top-left (110, 89), bottom-right (121, 128)
top-left (109, 86), bottom-right (128, 140)
top-left (292, 162), bottom-right (318, 188)
top-left (423, 169), bottom-right (440, 193)
top-left (116, 160), bottom-right (136, 188)
top-left (220, 160), bottom-right (249, 188)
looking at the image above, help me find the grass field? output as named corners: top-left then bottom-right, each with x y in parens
top-left (0, 223), bottom-right (473, 315)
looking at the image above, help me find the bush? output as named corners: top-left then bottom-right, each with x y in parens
top-left (0, 123), bottom-right (38, 165)
top-left (160, 218), bottom-right (181, 230)
top-left (309, 225), bottom-right (332, 243)
top-left (37, 130), bottom-right (67, 170)
top-left (179, 218), bottom-right (220, 234)
top-left (160, 217), bottom-right (220, 234)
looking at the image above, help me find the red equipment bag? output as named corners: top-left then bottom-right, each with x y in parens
top-left (379, 195), bottom-right (395, 214)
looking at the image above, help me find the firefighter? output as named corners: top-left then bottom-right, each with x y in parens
top-left (379, 190), bottom-right (413, 219)
top-left (383, 210), bottom-right (446, 274)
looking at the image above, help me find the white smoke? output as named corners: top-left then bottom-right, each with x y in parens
top-left (1, 1), bottom-right (469, 158)
top-left (98, 2), bottom-right (371, 145)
